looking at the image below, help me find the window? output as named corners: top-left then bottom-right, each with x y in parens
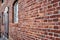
top-left (2, 0), bottom-right (4, 3)
top-left (14, 1), bottom-right (18, 23)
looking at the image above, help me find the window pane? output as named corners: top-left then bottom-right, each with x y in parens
top-left (14, 2), bottom-right (18, 23)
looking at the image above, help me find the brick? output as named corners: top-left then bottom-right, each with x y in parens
top-left (0, 0), bottom-right (60, 40)
top-left (55, 38), bottom-right (60, 40)
top-left (53, 2), bottom-right (58, 7)
top-left (48, 5), bottom-right (53, 9)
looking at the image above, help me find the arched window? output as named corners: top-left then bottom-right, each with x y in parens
top-left (2, 0), bottom-right (4, 3)
top-left (13, 1), bottom-right (18, 23)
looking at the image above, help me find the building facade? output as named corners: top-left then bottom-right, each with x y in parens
top-left (0, 0), bottom-right (60, 40)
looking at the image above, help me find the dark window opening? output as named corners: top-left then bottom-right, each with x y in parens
top-left (12, 0), bottom-right (18, 23)
top-left (2, 0), bottom-right (4, 3)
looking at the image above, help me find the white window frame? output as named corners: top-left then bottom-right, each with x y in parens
top-left (14, 1), bottom-right (18, 23)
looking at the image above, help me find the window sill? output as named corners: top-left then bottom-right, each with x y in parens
top-left (13, 23), bottom-right (18, 27)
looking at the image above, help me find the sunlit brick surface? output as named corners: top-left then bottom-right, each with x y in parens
top-left (0, 0), bottom-right (60, 40)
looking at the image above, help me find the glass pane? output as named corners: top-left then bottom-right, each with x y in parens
top-left (14, 2), bottom-right (18, 23)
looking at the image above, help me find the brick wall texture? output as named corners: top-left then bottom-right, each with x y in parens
top-left (0, 0), bottom-right (60, 40)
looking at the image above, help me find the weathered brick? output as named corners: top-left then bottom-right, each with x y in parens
top-left (0, 0), bottom-right (60, 40)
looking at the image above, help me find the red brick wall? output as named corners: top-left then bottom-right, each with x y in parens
top-left (0, 0), bottom-right (60, 40)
